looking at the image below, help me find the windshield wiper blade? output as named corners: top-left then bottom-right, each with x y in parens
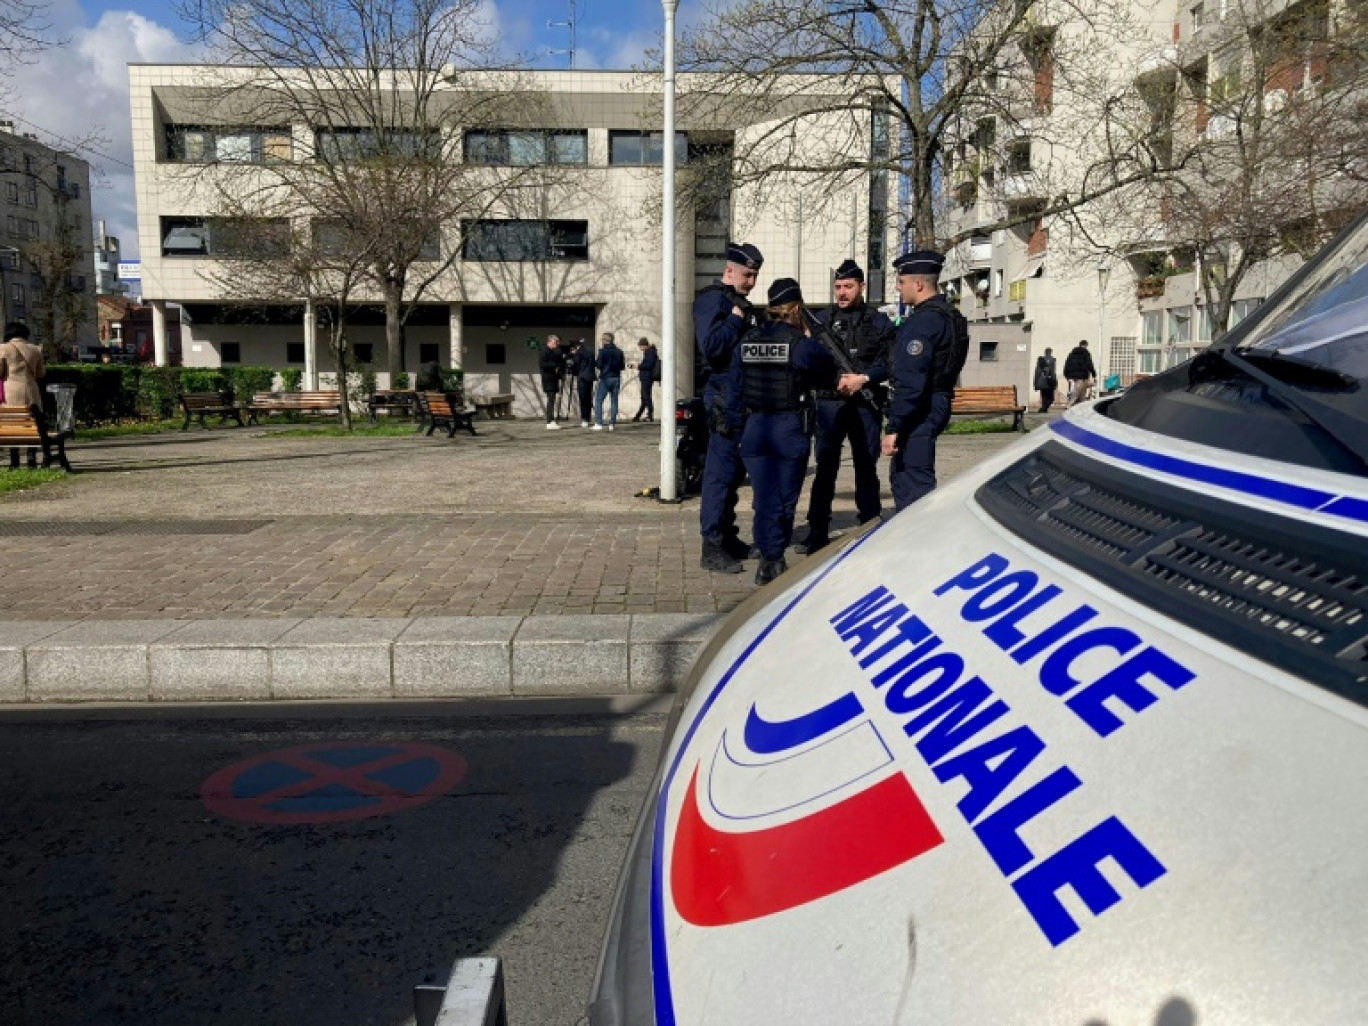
top-left (1194, 345), bottom-right (1368, 471)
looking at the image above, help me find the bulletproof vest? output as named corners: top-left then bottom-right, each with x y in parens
top-left (740, 327), bottom-right (803, 412)
top-left (919, 295), bottom-right (972, 394)
top-left (826, 304), bottom-right (882, 370)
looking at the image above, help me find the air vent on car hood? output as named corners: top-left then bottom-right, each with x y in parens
top-left (977, 442), bottom-right (1368, 704)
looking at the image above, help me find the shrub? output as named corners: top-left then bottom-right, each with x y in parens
top-left (439, 367), bottom-right (464, 392)
top-left (43, 365), bottom-right (132, 425)
top-left (222, 365), bottom-right (276, 402)
top-left (392, 371), bottom-right (410, 390)
top-left (179, 369), bottom-right (227, 394)
top-left (280, 368), bottom-right (303, 392)
top-left (138, 366), bottom-right (182, 419)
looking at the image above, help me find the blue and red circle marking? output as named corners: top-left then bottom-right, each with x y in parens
top-left (201, 741), bottom-right (467, 825)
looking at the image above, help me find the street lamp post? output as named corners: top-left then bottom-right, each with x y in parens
top-left (1096, 258), bottom-right (1110, 385)
top-left (660, 0), bottom-right (680, 501)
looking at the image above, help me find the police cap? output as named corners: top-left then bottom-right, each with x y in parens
top-left (894, 249), bottom-right (945, 276)
top-left (767, 278), bottom-right (803, 306)
top-left (725, 242), bottom-right (765, 270)
top-left (833, 259), bottom-right (864, 283)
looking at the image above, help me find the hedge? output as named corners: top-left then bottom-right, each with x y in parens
top-left (42, 365), bottom-right (282, 425)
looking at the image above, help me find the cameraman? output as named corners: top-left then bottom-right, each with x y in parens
top-left (692, 241), bottom-right (763, 574)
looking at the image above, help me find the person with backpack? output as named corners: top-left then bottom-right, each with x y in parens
top-left (1034, 347), bottom-right (1059, 413)
top-left (881, 249), bottom-right (969, 511)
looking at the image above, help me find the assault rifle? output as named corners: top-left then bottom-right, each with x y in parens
top-left (722, 285), bottom-right (765, 326)
top-left (801, 306), bottom-right (880, 409)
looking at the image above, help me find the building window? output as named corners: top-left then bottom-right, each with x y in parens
top-left (5, 214), bottom-right (16, 237)
top-left (10, 284), bottom-right (23, 306)
top-left (1109, 336), bottom-right (1137, 381)
top-left (23, 219), bottom-right (38, 239)
top-left (1008, 278), bottom-right (1027, 302)
top-left (23, 185), bottom-right (36, 207)
top-left (1006, 138), bottom-right (1032, 175)
top-left (286, 342), bottom-right (305, 363)
top-left (464, 129), bottom-right (588, 165)
top-left (165, 125), bottom-right (293, 163)
top-left (221, 342), bottom-right (241, 364)
top-left (315, 128), bottom-right (439, 163)
top-left (4, 182), bottom-right (16, 204)
top-left (980, 340), bottom-right (999, 362)
top-left (3, 250), bottom-right (18, 270)
top-left (485, 343), bottom-right (506, 365)
top-left (462, 219), bottom-right (589, 261)
top-left (419, 343), bottom-right (439, 364)
top-left (1141, 310), bottom-right (1164, 345)
top-left (1229, 297), bottom-right (1262, 328)
top-left (160, 216), bottom-right (291, 258)
top-left (608, 131), bottom-right (687, 166)
top-left (1166, 305), bottom-right (1192, 345)
top-left (353, 343), bottom-right (373, 364)
top-left (993, 268), bottom-right (1004, 297)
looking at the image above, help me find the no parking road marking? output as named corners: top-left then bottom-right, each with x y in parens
top-left (202, 741), bottom-right (468, 825)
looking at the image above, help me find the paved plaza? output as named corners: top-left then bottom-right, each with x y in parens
top-left (0, 416), bottom-right (1025, 622)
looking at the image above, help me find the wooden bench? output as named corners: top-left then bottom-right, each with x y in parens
top-left (416, 391), bottom-right (478, 437)
top-left (951, 385), bottom-right (1027, 431)
top-left (470, 393), bottom-right (515, 419)
top-left (179, 391), bottom-right (244, 430)
top-left (1, 404), bottom-right (72, 470)
top-left (367, 389), bottom-right (418, 423)
top-left (244, 390), bottom-right (344, 425)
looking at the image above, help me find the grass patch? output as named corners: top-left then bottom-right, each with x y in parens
top-left (944, 418), bottom-right (1021, 435)
top-left (268, 421), bottom-right (419, 438)
top-left (0, 468), bottom-right (67, 494)
top-left (74, 418), bottom-right (183, 440)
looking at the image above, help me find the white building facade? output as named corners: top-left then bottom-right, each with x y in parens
top-left (129, 66), bottom-right (894, 416)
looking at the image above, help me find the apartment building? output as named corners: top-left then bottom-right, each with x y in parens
top-left (0, 123), bottom-right (97, 349)
top-left (940, 0), bottom-right (1356, 399)
top-left (129, 66), bottom-right (893, 415)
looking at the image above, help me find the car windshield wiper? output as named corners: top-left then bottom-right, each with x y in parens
top-left (1192, 345), bottom-right (1368, 471)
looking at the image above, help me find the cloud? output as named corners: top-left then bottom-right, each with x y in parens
top-left (4, 3), bottom-right (198, 260)
top-left (577, 24), bottom-right (657, 71)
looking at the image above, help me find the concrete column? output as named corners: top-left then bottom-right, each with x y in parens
top-left (303, 299), bottom-right (318, 390)
top-left (448, 303), bottom-right (464, 371)
top-left (151, 300), bottom-right (168, 367)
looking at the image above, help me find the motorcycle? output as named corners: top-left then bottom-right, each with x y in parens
top-left (674, 396), bottom-right (707, 495)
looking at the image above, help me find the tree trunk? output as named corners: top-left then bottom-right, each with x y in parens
top-left (332, 325), bottom-right (353, 431)
top-left (383, 283), bottom-right (404, 382)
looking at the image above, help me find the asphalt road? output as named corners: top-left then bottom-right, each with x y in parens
top-left (0, 697), bottom-right (669, 1026)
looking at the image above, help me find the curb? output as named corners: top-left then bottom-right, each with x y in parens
top-left (0, 613), bottom-right (727, 705)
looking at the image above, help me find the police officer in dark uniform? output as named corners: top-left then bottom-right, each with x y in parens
top-left (694, 242), bottom-right (763, 574)
top-left (798, 258), bottom-right (895, 554)
top-left (883, 250), bottom-right (957, 509)
top-left (739, 278), bottom-right (840, 586)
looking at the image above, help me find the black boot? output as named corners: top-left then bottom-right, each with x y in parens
top-left (794, 531), bottom-right (829, 556)
top-left (721, 536), bottom-right (752, 562)
top-left (755, 557), bottom-right (787, 585)
top-left (701, 539), bottom-right (744, 574)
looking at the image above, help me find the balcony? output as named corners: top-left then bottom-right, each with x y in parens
top-left (969, 238), bottom-right (993, 265)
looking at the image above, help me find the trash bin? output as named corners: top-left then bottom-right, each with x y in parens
top-left (45, 383), bottom-right (77, 436)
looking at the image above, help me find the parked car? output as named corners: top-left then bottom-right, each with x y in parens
top-left (589, 212), bottom-right (1368, 1025)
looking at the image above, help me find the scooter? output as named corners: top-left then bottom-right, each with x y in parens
top-left (674, 396), bottom-right (707, 496)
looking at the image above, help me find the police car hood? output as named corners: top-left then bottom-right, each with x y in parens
top-left (598, 402), bottom-right (1368, 1026)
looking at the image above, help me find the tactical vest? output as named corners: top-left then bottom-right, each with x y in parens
top-left (825, 304), bottom-right (881, 369)
top-left (740, 328), bottom-right (803, 412)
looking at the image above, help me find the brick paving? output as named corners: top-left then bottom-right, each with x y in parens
top-left (0, 417), bottom-right (1027, 621)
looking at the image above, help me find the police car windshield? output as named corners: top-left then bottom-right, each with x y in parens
top-left (1237, 215), bottom-right (1368, 382)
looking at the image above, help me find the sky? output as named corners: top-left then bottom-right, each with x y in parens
top-left (4, 0), bottom-right (677, 260)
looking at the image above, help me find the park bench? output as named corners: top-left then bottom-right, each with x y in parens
top-left (470, 393), bottom-right (515, 419)
top-left (951, 385), bottom-right (1027, 431)
top-left (179, 390), bottom-right (245, 430)
top-left (244, 390), bottom-right (344, 425)
top-left (416, 391), bottom-right (477, 437)
top-left (0, 404), bottom-right (72, 470)
top-left (367, 389), bottom-right (418, 424)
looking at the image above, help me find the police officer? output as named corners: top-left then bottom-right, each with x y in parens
top-left (694, 241), bottom-right (763, 574)
top-left (798, 258), bottom-right (894, 554)
top-left (883, 250), bottom-right (957, 509)
top-left (739, 278), bottom-right (840, 586)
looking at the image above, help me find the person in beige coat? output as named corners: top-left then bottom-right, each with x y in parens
top-left (1, 322), bottom-right (46, 467)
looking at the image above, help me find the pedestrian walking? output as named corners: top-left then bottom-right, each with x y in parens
top-left (539, 334), bottom-right (565, 429)
top-left (797, 258), bottom-right (894, 555)
top-left (1064, 339), bottom-right (1096, 407)
top-left (1034, 347), bottom-right (1058, 413)
top-left (572, 338), bottom-right (596, 427)
top-left (694, 241), bottom-right (764, 574)
top-left (592, 332), bottom-right (625, 430)
top-left (632, 337), bottom-right (658, 422)
top-left (882, 250), bottom-right (960, 511)
top-left (738, 278), bottom-right (842, 585)
top-left (0, 322), bottom-right (46, 467)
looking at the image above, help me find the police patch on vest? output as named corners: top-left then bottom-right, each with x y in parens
top-left (742, 342), bottom-right (790, 364)
top-left (906, 338), bottom-right (925, 357)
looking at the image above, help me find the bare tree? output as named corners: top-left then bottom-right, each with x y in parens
top-left (175, 0), bottom-right (561, 381)
top-left (0, 0), bottom-right (55, 72)
top-left (675, 0), bottom-right (1156, 248)
top-left (1083, 0), bottom-right (1368, 341)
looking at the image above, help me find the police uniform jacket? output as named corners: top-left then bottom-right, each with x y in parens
top-left (815, 302), bottom-right (894, 400)
top-left (693, 282), bottom-right (754, 429)
top-left (885, 294), bottom-right (958, 437)
top-left (740, 322), bottom-right (839, 413)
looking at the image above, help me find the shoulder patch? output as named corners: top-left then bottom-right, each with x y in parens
top-left (906, 339), bottom-right (925, 357)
